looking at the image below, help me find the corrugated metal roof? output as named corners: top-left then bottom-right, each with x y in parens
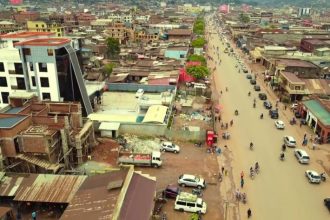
top-left (119, 173), bottom-right (156, 220)
top-left (0, 175), bottom-right (25, 197)
top-left (142, 105), bottom-right (168, 124)
top-left (0, 116), bottom-right (27, 128)
top-left (303, 100), bottom-right (330, 126)
top-left (4, 107), bottom-right (23, 114)
top-left (13, 174), bottom-right (86, 203)
top-left (60, 170), bottom-right (128, 220)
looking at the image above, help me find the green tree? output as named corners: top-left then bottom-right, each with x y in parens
top-left (186, 65), bottom-right (210, 79)
top-left (193, 17), bottom-right (205, 35)
top-left (102, 63), bottom-right (115, 78)
top-left (191, 37), bottom-right (206, 48)
top-left (106, 37), bottom-right (120, 58)
top-left (239, 13), bottom-right (250, 23)
top-left (187, 54), bottom-right (206, 66)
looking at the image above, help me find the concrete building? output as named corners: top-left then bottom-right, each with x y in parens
top-left (105, 22), bottom-right (133, 44)
top-left (27, 20), bottom-right (65, 37)
top-left (0, 31), bottom-right (93, 115)
top-left (0, 97), bottom-right (95, 173)
top-left (167, 28), bottom-right (192, 41)
top-left (13, 11), bottom-right (40, 24)
top-left (0, 20), bottom-right (22, 34)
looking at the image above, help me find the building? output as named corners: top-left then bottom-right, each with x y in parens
top-left (105, 22), bottom-right (133, 44)
top-left (134, 27), bottom-right (159, 43)
top-left (299, 99), bottom-right (330, 143)
top-left (0, 20), bottom-right (22, 34)
top-left (167, 28), bottom-right (192, 41)
top-left (108, 11), bottom-right (133, 24)
top-left (298, 8), bottom-right (311, 17)
top-left (164, 46), bottom-right (189, 60)
top-left (279, 71), bottom-right (307, 102)
top-left (13, 11), bottom-right (39, 24)
top-left (300, 38), bottom-right (330, 52)
top-left (0, 32), bottom-right (93, 115)
top-left (0, 97), bottom-right (95, 173)
top-left (27, 20), bottom-right (65, 37)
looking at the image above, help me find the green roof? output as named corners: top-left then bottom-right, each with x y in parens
top-left (303, 100), bottom-right (330, 126)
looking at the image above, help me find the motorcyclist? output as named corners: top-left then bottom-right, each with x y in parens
top-left (255, 162), bottom-right (259, 173)
top-left (260, 113), bottom-right (263, 119)
top-left (235, 110), bottom-right (239, 115)
top-left (253, 102), bottom-right (256, 108)
top-left (248, 91), bottom-right (251, 96)
top-left (282, 144), bottom-right (286, 151)
top-left (280, 152), bottom-right (285, 160)
top-left (250, 167), bottom-right (254, 177)
top-left (250, 142), bottom-right (254, 150)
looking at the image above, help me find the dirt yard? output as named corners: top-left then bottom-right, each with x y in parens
top-left (136, 141), bottom-right (223, 220)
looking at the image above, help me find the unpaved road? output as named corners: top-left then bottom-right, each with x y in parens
top-left (206, 14), bottom-right (330, 220)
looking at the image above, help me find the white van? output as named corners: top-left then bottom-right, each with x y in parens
top-left (174, 192), bottom-right (207, 214)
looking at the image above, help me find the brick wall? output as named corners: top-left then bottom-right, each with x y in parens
top-left (20, 135), bottom-right (48, 153)
top-left (1, 139), bottom-right (17, 157)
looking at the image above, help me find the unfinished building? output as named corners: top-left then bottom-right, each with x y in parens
top-left (0, 94), bottom-right (96, 173)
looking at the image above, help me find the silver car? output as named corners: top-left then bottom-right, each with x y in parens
top-left (178, 174), bottom-right (206, 189)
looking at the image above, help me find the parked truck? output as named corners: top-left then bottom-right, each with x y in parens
top-left (118, 150), bottom-right (162, 168)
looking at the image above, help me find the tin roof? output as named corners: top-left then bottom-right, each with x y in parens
top-left (0, 174), bottom-right (24, 197)
top-left (0, 31), bottom-right (53, 39)
top-left (303, 99), bottom-right (330, 126)
top-left (13, 174), bottom-right (86, 203)
top-left (60, 170), bottom-right (128, 220)
top-left (119, 173), bottom-right (156, 220)
top-left (14, 38), bottom-right (71, 47)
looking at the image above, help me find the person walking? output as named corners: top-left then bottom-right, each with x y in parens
top-left (240, 171), bottom-right (244, 179)
top-left (247, 208), bottom-right (252, 218)
top-left (221, 166), bottom-right (225, 174)
top-left (241, 178), bottom-right (244, 188)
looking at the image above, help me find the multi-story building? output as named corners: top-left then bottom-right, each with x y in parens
top-left (13, 11), bottom-right (40, 24)
top-left (108, 11), bottom-right (133, 24)
top-left (0, 31), bottom-right (93, 115)
top-left (105, 22), bottom-right (133, 44)
top-left (134, 27), bottom-right (159, 43)
top-left (0, 20), bottom-right (22, 34)
top-left (27, 20), bottom-right (65, 37)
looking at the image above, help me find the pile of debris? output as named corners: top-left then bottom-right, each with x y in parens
top-left (119, 135), bottom-right (162, 153)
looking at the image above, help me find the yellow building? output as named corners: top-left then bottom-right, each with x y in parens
top-left (27, 20), bottom-right (64, 37)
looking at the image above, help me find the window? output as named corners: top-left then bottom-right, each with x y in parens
top-left (0, 62), bottom-right (4, 72)
top-left (38, 63), bottom-right (48, 72)
top-left (14, 63), bottom-right (23, 74)
top-left (41, 24), bottom-right (44, 28)
top-left (42, 92), bottom-right (51, 100)
top-left (16, 77), bottom-right (26, 90)
top-left (40, 77), bottom-right (49, 87)
top-left (0, 77), bottom-right (7, 87)
top-left (29, 62), bottom-right (34, 71)
top-left (1, 92), bottom-right (9, 103)
top-left (31, 76), bottom-right (36, 87)
top-left (23, 48), bottom-right (31, 55)
top-left (47, 49), bottom-right (54, 56)
top-left (176, 201), bottom-right (186, 206)
top-left (187, 203), bottom-right (195, 207)
top-left (35, 24), bottom-right (38, 27)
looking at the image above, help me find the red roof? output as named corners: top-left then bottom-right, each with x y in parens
top-left (186, 61), bottom-right (202, 67)
top-left (14, 38), bottom-right (71, 47)
top-left (0, 31), bottom-right (54, 39)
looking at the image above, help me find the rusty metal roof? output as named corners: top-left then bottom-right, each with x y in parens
top-left (119, 173), bottom-right (156, 220)
top-left (0, 173), bottom-right (25, 197)
top-left (60, 169), bottom-right (128, 220)
top-left (13, 174), bottom-right (86, 203)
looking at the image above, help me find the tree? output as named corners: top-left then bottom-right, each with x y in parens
top-left (239, 13), bottom-right (250, 23)
top-left (187, 55), bottom-right (206, 66)
top-left (106, 37), bottom-right (120, 58)
top-left (193, 17), bottom-right (205, 35)
top-left (186, 66), bottom-right (210, 79)
top-left (102, 63), bottom-right (115, 78)
top-left (191, 37), bottom-right (206, 48)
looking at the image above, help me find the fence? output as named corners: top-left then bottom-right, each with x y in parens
top-left (107, 83), bottom-right (176, 93)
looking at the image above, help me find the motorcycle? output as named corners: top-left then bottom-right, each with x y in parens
top-left (249, 143), bottom-right (254, 150)
top-left (253, 103), bottom-right (256, 108)
top-left (250, 169), bottom-right (255, 179)
top-left (280, 152), bottom-right (285, 161)
top-left (248, 92), bottom-right (251, 96)
top-left (222, 132), bottom-right (230, 140)
top-left (241, 193), bottom-right (247, 204)
top-left (192, 188), bottom-right (203, 197)
top-left (290, 118), bottom-right (296, 125)
top-left (282, 144), bottom-right (286, 152)
top-left (235, 110), bottom-right (239, 116)
top-left (321, 173), bottom-right (326, 182)
top-left (260, 114), bottom-right (263, 119)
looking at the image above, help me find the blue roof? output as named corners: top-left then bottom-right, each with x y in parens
top-left (5, 107), bottom-right (23, 114)
top-left (0, 116), bottom-right (27, 128)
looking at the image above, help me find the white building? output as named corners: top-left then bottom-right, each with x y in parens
top-left (298, 8), bottom-right (311, 17)
top-left (108, 11), bottom-right (133, 24)
top-left (0, 31), bottom-right (92, 115)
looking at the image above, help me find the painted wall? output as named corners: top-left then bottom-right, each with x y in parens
top-left (164, 50), bottom-right (188, 60)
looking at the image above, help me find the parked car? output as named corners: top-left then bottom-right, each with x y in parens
top-left (275, 120), bottom-right (285, 129)
top-left (162, 185), bottom-right (180, 199)
top-left (294, 149), bottom-right (310, 164)
top-left (178, 174), bottom-right (206, 189)
top-left (160, 142), bottom-right (180, 153)
top-left (269, 109), bottom-right (279, 119)
top-left (246, 74), bottom-right (252, 79)
top-left (259, 93), bottom-right (267, 100)
top-left (174, 192), bottom-right (207, 214)
top-left (305, 170), bottom-right (321, 184)
top-left (254, 85), bottom-right (260, 91)
top-left (283, 136), bottom-right (296, 147)
top-left (324, 198), bottom-right (330, 211)
top-left (263, 101), bottom-right (272, 109)
top-left (250, 79), bottom-right (256, 85)
top-left (135, 89), bottom-right (144, 98)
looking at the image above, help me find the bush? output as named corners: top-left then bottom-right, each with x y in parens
top-left (192, 37), bottom-right (206, 48)
top-left (186, 66), bottom-right (210, 79)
